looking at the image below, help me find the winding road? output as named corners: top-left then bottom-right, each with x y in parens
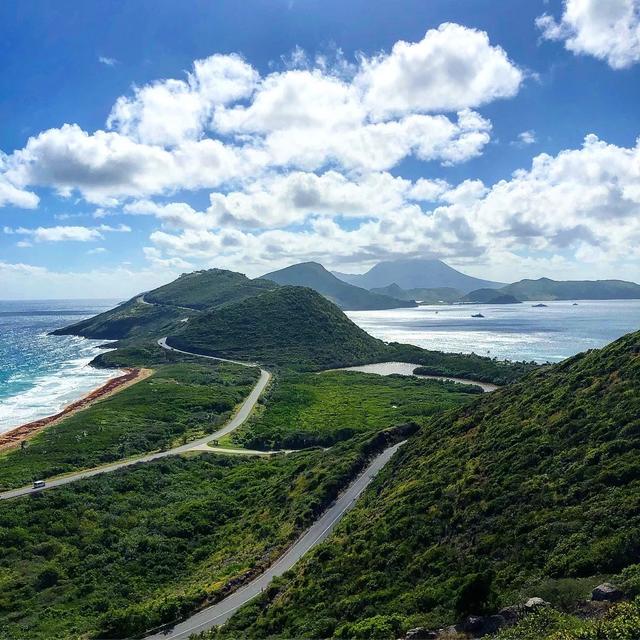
top-left (0, 339), bottom-right (271, 501)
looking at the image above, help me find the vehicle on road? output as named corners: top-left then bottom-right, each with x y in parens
top-left (32, 480), bottom-right (46, 489)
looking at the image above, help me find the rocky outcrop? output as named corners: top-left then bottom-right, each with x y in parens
top-left (592, 583), bottom-right (624, 602)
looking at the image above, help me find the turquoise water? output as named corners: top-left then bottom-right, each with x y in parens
top-left (347, 299), bottom-right (640, 363)
top-left (0, 299), bottom-right (120, 434)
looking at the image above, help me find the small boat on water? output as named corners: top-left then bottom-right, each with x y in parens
top-left (471, 313), bottom-right (485, 318)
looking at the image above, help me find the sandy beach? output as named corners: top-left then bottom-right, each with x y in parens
top-left (0, 367), bottom-right (153, 451)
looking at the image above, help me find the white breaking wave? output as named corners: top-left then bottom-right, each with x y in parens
top-left (0, 338), bottom-right (123, 435)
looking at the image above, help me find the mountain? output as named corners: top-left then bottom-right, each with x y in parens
top-left (333, 259), bottom-right (504, 294)
top-left (52, 269), bottom-right (277, 340)
top-left (371, 283), bottom-right (463, 304)
top-left (261, 262), bottom-right (416, 310)
top-left (500, 277), bottom-right (640, 301)
top-left (463, 288), bottom-right (522, 304)
top-left (166, 286), bottom-right (389, 369)
top-left (218, 329), bottom-right (640, 638)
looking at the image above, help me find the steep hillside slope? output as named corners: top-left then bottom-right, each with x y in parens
top-left (262, 262), bottom-right (415, 310)
top-left (333, 259), bottom-right (504, 293)
top-left (500, 277), bottom-right (640, 301)
top-left (167, 286), bottom-right (388, 369)
top-left (217, 330), bottom-right (640, 639)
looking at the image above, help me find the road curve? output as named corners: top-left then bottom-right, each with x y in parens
top-left (144, 440), bottom-right (406, 640)
top-left (0, 340), bottom-right (270, 501)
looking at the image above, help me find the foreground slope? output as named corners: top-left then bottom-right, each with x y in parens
top-left (217, 330), bottom-right (640, 638)
top-left (166, 286), bottom-right (388, 369)
top-left (262, 262), bottom-right (416, 310)
top-left (333, 259), bottom-right (504, 293)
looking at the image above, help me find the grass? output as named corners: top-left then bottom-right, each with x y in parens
top-left (230, 370), bottom-right (481, 450)
top-left (0, 434), bottom-right (395, 640)
top-left (0, 360), bottom-right (258, 490)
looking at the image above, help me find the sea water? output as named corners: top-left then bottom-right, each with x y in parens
top-left (347, 299), bottom-right (640, 363)
top-left (0, 299), bottom-right (121, 434)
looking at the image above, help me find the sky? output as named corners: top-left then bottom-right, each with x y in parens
top-left (1, 0), bottom-right (640, 299)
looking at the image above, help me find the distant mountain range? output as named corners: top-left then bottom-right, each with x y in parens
top-left (332, 259), bottom-right (505, 294)
top-left (261, 262), bottom-right (416, 310)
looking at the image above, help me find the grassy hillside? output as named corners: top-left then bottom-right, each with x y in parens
top-left (501, 277), bottom-right (640, 301)
top-left (229, 370), bottom-right (480, 450)
top-left (51, 296), bottom-right (193, 340)
top-left (0, 356), bottom-right (258, 490)
top-left (0, 436), bottom-right (389, 640)
top-left (145, 268), bottom-right (277, 310)
top-left (262, 262), bottom-right (415, 310)
top-left (215, 329), bottom-right (640, 639)
top-left (167, 286), bottom-right (389, 369)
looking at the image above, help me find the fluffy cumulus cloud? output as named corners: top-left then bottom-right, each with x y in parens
top-left (4, 223), bottom-right (130, 243)
top-left (143, 135), bottom-right (640, 278)
top-left (537, 0), bottom-right (640, 69)
top-left (0, 24), bottom-right (520, 207)
top-left (355, 22), bottom-right (523, 119)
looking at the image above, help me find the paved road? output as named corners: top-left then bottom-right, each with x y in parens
top-left (0, 340), bottom-right (270, 501)
top-left (144, 440), bottom-right (406, 640)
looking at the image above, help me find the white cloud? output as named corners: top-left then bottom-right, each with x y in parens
top-left (87, 247), bottom-right (108, 254)
top-left (537, 0), bottom-right (640, 69)
top-left (107, 54), bottom-right (258, 146)
top-left (4, 223), bottom-right (130, 243)
top-left (0, 24), bottom-right (520, 209)
top-left (144, 135), bottom-right (640, 281)
top-left (99, 56), bottom-right (118, 67)
top-left (356, 22), bottom-right (523, 119)
top-left (516, 130), bottom-right (537, 145)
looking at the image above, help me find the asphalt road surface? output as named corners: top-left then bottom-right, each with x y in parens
top-left (144, 440), bottom-right (406, 640)
top-left (0, 339), bottom-right (270, 501)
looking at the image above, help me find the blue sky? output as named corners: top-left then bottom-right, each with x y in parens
top-left (1, 0), bottom-right (640, 298)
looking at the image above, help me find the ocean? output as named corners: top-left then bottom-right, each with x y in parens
top-left (347, 299), bottom-right (640, 363)
top-left (0, 299), bottom-right (121, 435)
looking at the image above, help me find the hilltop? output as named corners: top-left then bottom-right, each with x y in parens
top-left (166, 286), bottom-right (388, 369)
top-left (217, 329), bottom-right (640, 638)
top-left (333, 259), bottom-right (504, 294)
top-left (52, 269), bottom-right (277, 340)
top-left (261, 262), bottom-right (416, 310)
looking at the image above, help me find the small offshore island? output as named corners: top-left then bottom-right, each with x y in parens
top-left (1, 265), bottom-right (639, 640)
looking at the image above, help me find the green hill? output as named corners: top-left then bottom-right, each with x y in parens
top-left (262, 262), bottom-right (416, 310)
top-left (217, 329), bottom-right (640, 638)
top-left (145, 268), bottom-right (277, 310)
top-left (463, 288), bottom-right (522, 304)
top-left (52, 269), bottom-right (277, 340)
top-left (501, 278), bottom-right (640, 301)
top-left (166, 286), bottom-right (389, 369)
top-left (370, 284), bottom-right (462, 304)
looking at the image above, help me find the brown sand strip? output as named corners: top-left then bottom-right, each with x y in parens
top-left (0, 367), bottom-right (153, 451)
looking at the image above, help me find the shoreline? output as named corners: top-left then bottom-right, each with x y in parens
top-left (0, 367), bottom-right (153, 451)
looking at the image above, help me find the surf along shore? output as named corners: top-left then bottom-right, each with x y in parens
top-left (0, 368), bottom-right (153, 451)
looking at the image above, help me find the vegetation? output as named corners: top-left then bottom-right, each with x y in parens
top-left (0, 435), bottom-right (389, 640)
top-left (463, 288), bottom-right (522, 304)
top-left (145, 268), bottom-right (277, 310)
top-left (0, 359), bottom-right (258, 490)
top-left (51, 296), bottom-right (195, 340)
top-left (491, 277), bottom-right (640, 301)
top-left (230, 370), bottom-right (478, 450)
top-left (215, 330), bottom-right (640, 639)
top-left (168, 286), bottom-right (389, 370)
top-left (262, 262), bottom-right (416, 310)
top-left (490, 599), bottom-right (640, 639)
top-left (370, 284), bottom-right (463, 304)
